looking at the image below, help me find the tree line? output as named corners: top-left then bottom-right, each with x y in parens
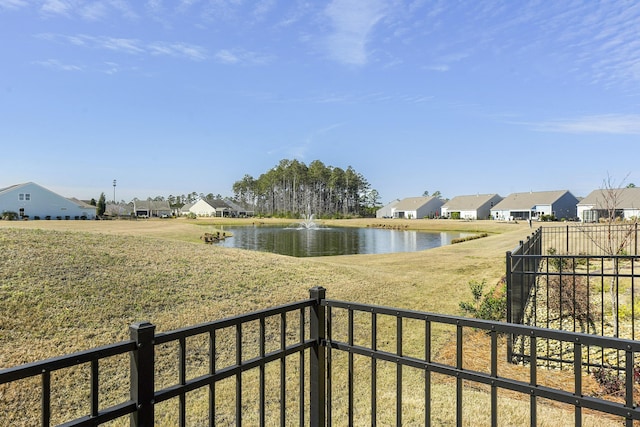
top-left (232, 159), bottom-right (380, 218)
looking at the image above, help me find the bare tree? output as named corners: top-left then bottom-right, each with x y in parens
top-left (580, 173), bottom-right (639, 335)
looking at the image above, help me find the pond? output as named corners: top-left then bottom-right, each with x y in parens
top-left (215, 225), bottom-right (474, 257)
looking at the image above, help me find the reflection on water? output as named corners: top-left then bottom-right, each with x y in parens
top-left (216, 225), bottom-right (473, 257)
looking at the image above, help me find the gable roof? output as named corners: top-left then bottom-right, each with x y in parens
top-left (394, 196), bottom-right (438, 211)
top-left (133, 200), bottom-right (171, 211)
top-left (204, 198), bottom-right (231, 209)
top-left (492, 190), bottom-right (573, 210)
top-left (0, 183), bottom-right (23, 194)
top-left (578, 187), bottom-right (640, 209)
top-left (442, 194), bottom-right (501, 210)
top-left (0, 182), bottom-right (95, 208)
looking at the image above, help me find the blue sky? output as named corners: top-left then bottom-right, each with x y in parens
top-left (1, 0), bottom-right (639, 204)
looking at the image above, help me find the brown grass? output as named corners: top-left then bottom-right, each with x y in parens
top-left (3, 218), bottom-right (618, 425)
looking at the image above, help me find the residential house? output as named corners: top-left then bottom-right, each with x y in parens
top-left (441, 194), bottom-right (503, 220)
top-left (224, 199), bottom-right (254, 217)
top-left (577, 187), bottom-right (640, 222)
top-left (105, 203), bottom-right (134, 217)
top-left (392, 196), bottom-right (443, 219)
top-left (180, 202), bottom-right (195, 216)
top-left (0, 182), bottom-right (96, 219)
top-left (376, 199), bottom-right (400, 219)
top-left (182, 198), bottom-right (235, 217)
top-left (133, 199), bottom-right (172, 218)
top-left (188, 199), bottom-right (217, 216)
top-left (490, 190), bottom-right (578, 221)
top-left (206, 199), bottom-right (233, 217)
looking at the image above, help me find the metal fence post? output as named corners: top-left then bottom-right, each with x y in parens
top-left (130, 321), bottom-right (156, 427)
top-left (506, 251), bottom-right (513, 363)
top-left (309, 287), bottom-right (326, 427)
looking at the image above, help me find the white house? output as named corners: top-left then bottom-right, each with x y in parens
top-left (441, 194), bottom-right (503, 220)
top-left (491, 190), bottom-right (578, 221)
top-left (392, 196), bottom-right (443, 219)
top-left (376, 199), bottom-right (400, 219)
top-left (0, 182), bottom-right (96, 219)
top-left (577, 187), bottom-right (640, 222)
top-left (182, 198), bottom-right (236, 217)
top-left (188, 199), bottom-right (218, 216)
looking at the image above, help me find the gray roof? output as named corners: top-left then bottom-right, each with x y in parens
top-left (578, 187), bottom-right (640, 209)
top-left (134, 200), bottom-right (171, 211)
top-left (204, 198), bottom-right (231, 209)
top-left (442, 194), bottom-right (501, 210)
top-left (181, 202), bottom-right (195, 212)
top-left (394, 196), bottom-right (438, 210)
top-left (492, 190), bottom-right (573, 210)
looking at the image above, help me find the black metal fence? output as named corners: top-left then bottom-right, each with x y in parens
top-left (3, 287), bottom-right (640, 426)
top-left (507, 224), bottom-right (640, 372)
top-left (541, 223), bottom-right (639, 257)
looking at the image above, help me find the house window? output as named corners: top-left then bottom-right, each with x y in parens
top-left (19, 193), bottom-right (24, 201)
top-left (25, 193), bottom-right (30, 200)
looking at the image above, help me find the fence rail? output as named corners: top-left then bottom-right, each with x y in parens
top-left (541, 223), bottom-right (638, 256)
top-left (3, 288), bottom-right (640, 426)
top-left (507, 224), bottom-right (640, 373)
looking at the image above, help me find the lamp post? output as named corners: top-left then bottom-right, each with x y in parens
top-left (113, 179), bottom-right (117, 204)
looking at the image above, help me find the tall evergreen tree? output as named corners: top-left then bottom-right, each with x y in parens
top-left (232, 159), bottom-right (375, 218)
top-left (97, 192), bottom-right (106, 216)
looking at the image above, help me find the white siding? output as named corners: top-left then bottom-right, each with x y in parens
top-left (0, 182), bottom-right (95, 219)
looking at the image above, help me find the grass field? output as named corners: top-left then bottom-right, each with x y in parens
top-left (0, 218), bottom-right (623, 425)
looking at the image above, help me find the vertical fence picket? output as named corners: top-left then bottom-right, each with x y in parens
top-left (129, 321), bottom-right (156, 427)
top-left (235, 323), bottom-right (242, 427)
top-left (309, 287), bottom-right (326, 427)
top-left (41, 369), bottom-right (50, 427)
top-left (425, 318), bottom-right (431, 427)
top-left (259, 316), bottom-right (266, 427)
top-left (179, 336), bottom-right (186, 427)
top-left (209, 328), bottom-right (216, 427)
top-left (396, 314), bottom-right (403, 427)
top-left (299, 307), bottom-right (305, 426)
top-left (280, 311), bottom-right (286, 427)
top-left (371, 311), bottom-right (377, 427)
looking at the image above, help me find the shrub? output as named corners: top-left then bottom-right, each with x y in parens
top-left (547, 247), bottom-right (587, 271)
top-left (546, 274), bottom-right (599, 322)
top-left (591, 366), bottom-right (624, 395)
top-left (459, 278), bottom-right (507, 321)
top-left (1, 211), bottom-right (19, 220)
top-left (451, 233), bottom-right (488, 244)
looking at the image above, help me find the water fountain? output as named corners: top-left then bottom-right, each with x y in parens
top-left (296, 213), bottom-right (318, 229)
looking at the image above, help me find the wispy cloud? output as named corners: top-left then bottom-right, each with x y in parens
top-left (39, 33), bottom-right (207, 61)
top-left (0, 0), bottom-right (28, 10)
top-left (33, 59), bottom-right (83, 71)
top-left (149, 42), bottom-right (207, 61)
top-left (528, 114), bottom-right (640, 135)
top-left (41, 0), bottom-right (72, 16)
top-left (214, 48), bottom-right (272, 65)
top-left (323, 0), bottom-right (388, 66)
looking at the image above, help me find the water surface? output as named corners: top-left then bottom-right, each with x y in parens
top-left (216, 225), bottom-right (473, 257)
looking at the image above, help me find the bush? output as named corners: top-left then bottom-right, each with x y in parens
top-left (451, 233), bottom-right (488, 244)
top-left (546, 274), bottom-right (599, 322)
top-left (459, 278), bottom-right (506, 321)
top-left (1, 211), bottom-right (19, 220)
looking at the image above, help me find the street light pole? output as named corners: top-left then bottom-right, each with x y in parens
top-left (113, 179), bottom-right (117, 204)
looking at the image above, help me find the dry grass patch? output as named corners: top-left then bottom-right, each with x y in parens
top-left (1, 219), bottom-right (569, 425)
